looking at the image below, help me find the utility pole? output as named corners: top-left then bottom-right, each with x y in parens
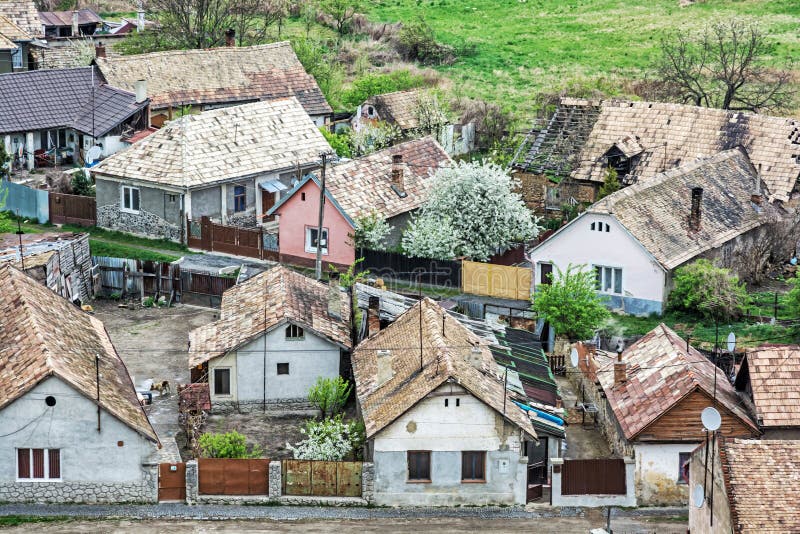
top-left (315, 151), bottom-right (333, 280)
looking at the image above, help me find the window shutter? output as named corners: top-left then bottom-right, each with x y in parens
top-left (32, 449), bottom-right (45, 478)
top-left (17, 449), bottom-right (29, 478)
top-left (48, 449), bottom-right (61, 479)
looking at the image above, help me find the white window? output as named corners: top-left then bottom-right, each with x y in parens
top-left (17, 448), bottom-right (60, 481)
top-left (594, 266), bottom-right (623, 294)
top-left (305, 227), bottom-right (328, 255)
top-left (121, 186), bottom-right (140, 213)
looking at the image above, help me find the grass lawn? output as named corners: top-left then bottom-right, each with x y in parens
top-left (0, 515), bottom-right (70, 527)
top-left (88, 239), bottom-right (181, 262)
top-left (368, 0), bottom-right (800, 117)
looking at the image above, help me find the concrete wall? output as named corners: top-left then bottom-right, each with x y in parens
top-left (95, 178), bottom-right (182, 242)
top-left (371, 384), bottom-right (528, 506)
top-left (385, 211), bottom-right (414, 249)
top-left (634, 442), bottom-right (695, 506)
top-left (208, 323), bottom-right (342, 409)
top-left (0, 180), bottom-right (49, 222)
top-left (274, 179), bottom-right (356, 267)
top-left (0, 377), bottom-right (158, 503)
top-left (191, 186), bottom-right (221, 220)
top-left (550, 457), bottom-right (636, 507)
top-left (529, 212), bottom-right (666, 315)
top-left (688, 440), bottom-right (731, 534)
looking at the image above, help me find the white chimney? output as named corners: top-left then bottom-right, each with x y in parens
top-left (134, 80), bottom-right (147, 104)
top-left (136, 0), bottom-right (145, 32)
top-left (72, 10), bottom-right (80, 37)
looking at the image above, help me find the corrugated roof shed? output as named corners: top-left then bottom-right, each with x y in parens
top-left (39, 9), bottom-right (102, 27)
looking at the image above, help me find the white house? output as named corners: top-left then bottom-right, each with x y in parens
top-left (351, 297), bottom-right (537, 506)
top-left (528, 148), bottom-right (780, 315)
top-left (188, 266), bottom-right (352, 413)
top-left (0, 264), bottom-right (160, 503)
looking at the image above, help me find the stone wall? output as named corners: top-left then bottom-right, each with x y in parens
top-left (185, 460), bottom-right (198, 505)
top-left (97, 203), bottom-right (182, 242)
top-left (513, 171), bottom-right (597, 215)
top-left (227, 208), bottom-right (257, 228)
top-left (361, 462), bottom-right (374, 504)
top-left (0, 464), bottom-right (158, 504)
top-left (211, 398), bottom-right (320, 417)
top-left (269, 461), bottom-right (281, 498)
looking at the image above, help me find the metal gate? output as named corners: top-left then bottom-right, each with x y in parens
top-left (187, 216), bottom-right (276, 260)
top-left (282, 460), bottom-right (362, 497)
top-left (49, 192), bottom-right (96, 226)
top-left (158, 462), bottom-right (186, 502)
top-left (561, 458), bottom-right (626, 495)
top-left (198, 458), bottom-right (269, 495)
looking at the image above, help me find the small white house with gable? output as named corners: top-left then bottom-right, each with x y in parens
top-left (352, 298), bottom-right (537, 506)
top-left (188, 266), bottom-right (352, 413)
top-left (0, 264), bottom-right (160, 503)
top-left (528, 148), bottom-right (780, 315)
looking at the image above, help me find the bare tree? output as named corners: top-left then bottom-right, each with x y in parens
top-left (733, 212), bottom-right (800, 285)
top-left (318, 0), bottom-right (364, 37)
top-left (151, 0), bottom-right (234, 48)
top-left (657, 19), bottom-right (795, 112)
top-left (230, 0), bottom-right (288, 45)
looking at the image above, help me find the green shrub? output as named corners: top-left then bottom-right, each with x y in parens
top-left (787, 276), bottom-right (800, 317)
top-left (308, 377), bottom-right (352, 418)
top-left (668, 259), bottom-right (749, 321)
top-left (142, 296), bottom-right (155, 308)
top-left (198, 431), bottom-right (262, 459)
top-left (396, 16), bottom-right (454, 65)
top-left (597, 166), bottom-right (620, 199)
top-left (341, 70), bottom-right (426, 109)
top-left (320, 128), bottom-right (353, 158)
top-left (70, 170), bottom-right (95, 197)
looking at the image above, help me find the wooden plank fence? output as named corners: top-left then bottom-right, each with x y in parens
top-left (360, 249), bottom-right (461, 287)
top-left (461, 260), bottom-right (532, 301)
top-left (93, 256), bottom-right (181, 304)
top-left (187, 216), bottom-right (279, 261)
top-left (282, 460), bottom-right (362, 497)
top-left (198, 458), bottom-right (270, 496)
top-left (561, 459), bottom-right (626, 495)
top-left (49, 192), bottom-right (96, 226)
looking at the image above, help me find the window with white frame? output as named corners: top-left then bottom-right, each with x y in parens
top-left (594, 265), bottom-right (623, 294)
top-left (305, 227), bottom-right (328, 254)
top-left (121, 186), bottom-right (141, 213)
top-left (17, 448), bottom-right (60, 480)
top-left (213, 368), bottom-right (231, 396)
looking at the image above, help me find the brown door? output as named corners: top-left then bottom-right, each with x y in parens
top-left (158, 462), bottom-right (186, 501)
top-left (262, 189), bottom-right (276, 223)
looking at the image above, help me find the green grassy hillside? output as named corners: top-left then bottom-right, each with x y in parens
top-left (369, 0), bottom-right (800, 117)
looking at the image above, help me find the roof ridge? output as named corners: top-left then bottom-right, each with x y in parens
top-left (97, 41), bottom-right (292, 62)
top-left (5, 267), bottom-right (56, 374)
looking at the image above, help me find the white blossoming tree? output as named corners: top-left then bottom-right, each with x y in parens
top-left (352, 210), bottom-right (393, 251)
top-left (402, 161), bottom-right (540, 261)
top-left (350, 121), bottom-right (401, 157)
top-left (286, 415), bottom-right (365, 461)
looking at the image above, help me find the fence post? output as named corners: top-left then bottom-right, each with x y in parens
top-left (185, 460), bottom-right (198, 505)
top-left (269, 460), bottom-right (281, 499)
top-left (550, 457), bottom-right (563, 506)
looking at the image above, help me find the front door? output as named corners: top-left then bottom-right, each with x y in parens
top-left (262, 189), bottom-right (276, 223)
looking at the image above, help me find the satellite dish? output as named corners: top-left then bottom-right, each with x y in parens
top-left (692, 485), bottom-right (705, 508)
top-left (727, 332), bottom-right (736, 353)
top-left (701, 406), bottom-right (722, 431)
top-left (86, 146), bottom-right (102, 165)
top-left (570, 348), bottom-right (579, 367)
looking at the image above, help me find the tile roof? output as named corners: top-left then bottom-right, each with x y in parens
top-left (513, 97), bottom-right (800, 202)
top-left (188, 265), bottom-right (352, 367)
top-left (719, 439), bottom-right (800, 533)
top-left (0, 30), bottom-right (15, 49)
top-left (95, 42), bottom-right (332, 117)
top-left (0, 13), bottom-right (30, 41)
top-left (352, 297), bottom-right (537, 440)
top-left (736, 346), bottom-right (800, 429)
top-left (0, 265), bottom-right (159, 443)
top-left (33, 40), bottom-right (97, 69)
top-left (598, 323), bottom-right (757, 440)
top-left (0, 0), bottom-right (41, 37)
top-left (365, 90), bottom-right (422, 131)
top-left (587, 148), bottom-right (781, 270)
top-left (94, 98), bottom-right (331, 189)
top-left (39, 9), bottom-right (102, 27)
top-left (0, 66), bottom-right (148, 136)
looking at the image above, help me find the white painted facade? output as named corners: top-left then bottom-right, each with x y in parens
top-left (0, 376), bottom-right (158, 503)
top-left (208, 321), bottom-right (342, 406)
top-left (528, 212), bottom-right (667, 315)
top-left (633, 442), bottom-right (695, 506)
top-left (371, 383), bottom-right (529, 506)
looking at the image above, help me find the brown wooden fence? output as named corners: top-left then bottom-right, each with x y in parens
top-left (561, 459), bottom-right (626, 495)
top-left (282, 460), bottom-right (362, 497)
top-left (158, 462), bottom-right (186, 502)
top-left (198, 458), bottom-right (270, 495)
top-left (49, 192), bottom-right (96, 226)
top-left (187, 216), bottom-right (279, 261)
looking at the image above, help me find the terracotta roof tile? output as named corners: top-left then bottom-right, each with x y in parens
top-left (739, 346), bottom-right (800, 428)
top-left (189, 265), bottom-right (351, 367)
top-left (598, 324), bottom-right (757, 440)
top-left (720, 439), bottom-right (800, 533)
top-left (0, 265), bottom-right (159, 443)
top-left (95, 42), bottom-right (332, 117)
top-left (0, 13), bottom-right (30, 41)
top-left (352, 297), bottom-right (536, 440)
top-left (0, 0), bottom-right (41, 37)
top-left (365, 90), bottom-right (422, 131)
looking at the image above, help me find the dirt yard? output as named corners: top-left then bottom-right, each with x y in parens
top-left (93, 300), bottom-right (218, 441)
top-left (204, 414), bottom-right (308, 460)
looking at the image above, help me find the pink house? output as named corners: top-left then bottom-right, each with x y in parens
top-left (269, 137), bottom-right (451, 269)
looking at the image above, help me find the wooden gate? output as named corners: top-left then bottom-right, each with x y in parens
top-left (561, 459), bottom-right (626, 495)
top-left (282, 460), bottom-right (362, 497)
top-left (198, 458), bottom-right (269, 495)
top-left (158, 462), bottom-right (186, 502)
top-left (461, 260), bottom-right (532, 301)
top-left (49, 192), bottom-right (96, 226)
top-left (187, 216), bottom-right (274, 260)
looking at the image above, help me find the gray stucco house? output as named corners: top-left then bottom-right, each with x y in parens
top-left (0, 264), bottom-right (161, 503)
top-left (351, 297), bottom-right (537, 506)
top-left (91, 97), bottom-right (333, 243)
top-left (188, 265), bottom-right (352, 413)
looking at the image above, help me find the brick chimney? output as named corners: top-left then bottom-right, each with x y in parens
top-left (328, 271), bottom-right (341, 320)
top-left (225, 28), bottom-right (236, 47)
top-left (367, 296), bottom-right (381, 337)
top-left (613, 343), bottom-right (627, 387)
top-left (94, 43), bottom-right (106, 58)
top-left (689, 187), bottom-right (703, 231)
top-left (391, 154), bottom-right (405, 195)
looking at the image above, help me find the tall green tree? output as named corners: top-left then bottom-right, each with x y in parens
top-left (318, 0), bottom-right (365, 37)
top-left (531, 264), bottom-right (610, 341)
